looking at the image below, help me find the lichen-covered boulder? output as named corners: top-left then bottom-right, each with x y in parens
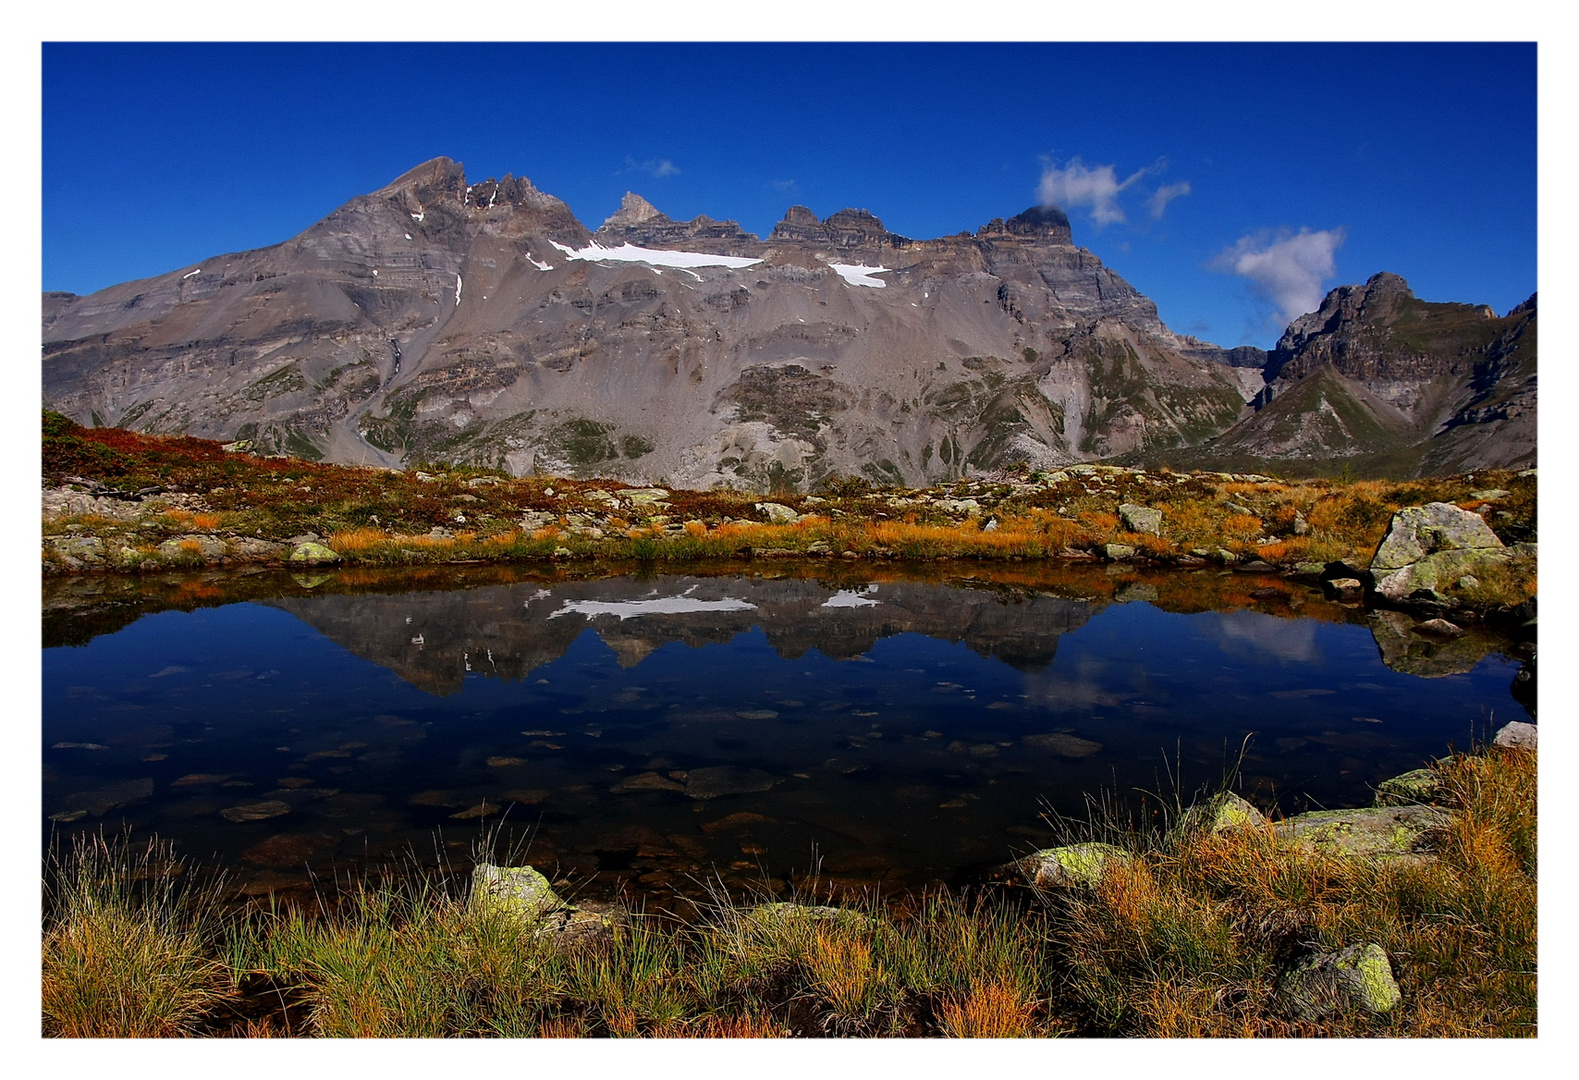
top-left (1275, 805), bottom-right (1447, 861)
top-left (289, 541), bottom-right (343, 567)
top-left (1017, 843), bottom-right (1131, 888)
top-left (1178, 792), bottom-right (1267, 836)
top-left (470, 863), bottom-right (565, 923)
top-left (1105, 543), bottom-right (1136, 561)
top-left (1373, 768), bottom-right (1445, 807)
top-left (1370, 502), bottom-right (1507, 601)
top-left (1275, 942), bottom-right (1401, 1021)
top-left (1118, 504), bottom-right (1162, 535)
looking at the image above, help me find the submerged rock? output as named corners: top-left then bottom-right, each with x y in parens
top-left (219, 799), bottom-right (292, 823)
top-left (1275, 942), bottom-right (1401, 1021)
top-left (1022, 732), bottom-right (1104, 758)
top-left (612, 770), bottom-right (686, 793)
top-left (684, 766), bottom-right (777, 799)
top-left (57, 777), bottom-right (154, 818)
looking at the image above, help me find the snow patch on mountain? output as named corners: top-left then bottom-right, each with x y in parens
top-left (549, 240), bottom-right (761, 270)
top-left (830, 263), bottom-right (893, 288)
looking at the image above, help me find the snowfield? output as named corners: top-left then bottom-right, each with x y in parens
top-left (548, 240), bottom-right (762, 270)
top-left (829, 263), bottom-right (894, 288)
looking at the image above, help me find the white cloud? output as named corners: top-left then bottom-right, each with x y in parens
top-left (1147, 181), bottom-right (1191, 220)
top-left (1037, 158), bottom-right (1150, 227)
top-left (623, 156), bottom-right (680, 178)
top-left (1213, 227), bottom-right (1347, 329)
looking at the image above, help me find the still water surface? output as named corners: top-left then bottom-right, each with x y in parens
top-left (43, 564), bottom-right (1525, 900)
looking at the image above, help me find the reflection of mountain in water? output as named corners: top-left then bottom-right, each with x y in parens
top-left (262, 577), bottom-right (1098, 695)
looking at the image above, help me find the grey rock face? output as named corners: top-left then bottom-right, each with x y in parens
top-left (42, 158), bottom-right (1265, 491)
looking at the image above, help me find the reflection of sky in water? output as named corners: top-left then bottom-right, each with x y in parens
top-left (42, 579), bottom-right (1526, 895)
top-left (1205, 609), bottom-right (1321, 664)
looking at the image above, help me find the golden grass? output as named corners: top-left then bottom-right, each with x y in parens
top-left (938, 979), bottom-right (1039, 1038)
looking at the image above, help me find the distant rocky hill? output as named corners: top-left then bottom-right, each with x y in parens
top-left (1163, 273), bottom-right (1536, 476)
top-left (41, 158), bottom-right (1532, 486)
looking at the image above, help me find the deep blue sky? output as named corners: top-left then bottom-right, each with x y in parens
top-left (42, 42), bottom-right (1536, 348)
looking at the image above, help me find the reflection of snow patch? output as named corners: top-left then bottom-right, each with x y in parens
top-left (822, 585), bottom-right (880, 608)
top-left (548, 239), bottom-right (761, 270)
top-left (548, 596), bottom-right (758, 621)
top-left (829, 263), bottom-right (892, 288)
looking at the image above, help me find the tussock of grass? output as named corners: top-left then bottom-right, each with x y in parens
top-left (42, 834), bottom-right (232, 1037)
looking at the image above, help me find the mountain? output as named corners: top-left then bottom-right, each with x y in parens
top-left (1165, 273), bottom-right (1536, 476)
top-left (41, 159), bottom-right (1532, 486)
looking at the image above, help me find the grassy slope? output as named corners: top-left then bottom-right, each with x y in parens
top-left (41, 412), bottom-right (1536, 613)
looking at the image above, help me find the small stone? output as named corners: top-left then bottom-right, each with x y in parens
top-left (1322, 577), bottom-right (1364, 601)
top-left (1105, 543), bottom-right (1136, 561)
top-left (1493, 721), bottom-right (1537, 749)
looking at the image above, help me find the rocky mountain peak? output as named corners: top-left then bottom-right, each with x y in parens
top-left (1005, 205), bottom-right (1074, 241)
top-left (603, 192), bottom-right (667, 229)
top-left (769, 206), bottom-right (910, 250)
